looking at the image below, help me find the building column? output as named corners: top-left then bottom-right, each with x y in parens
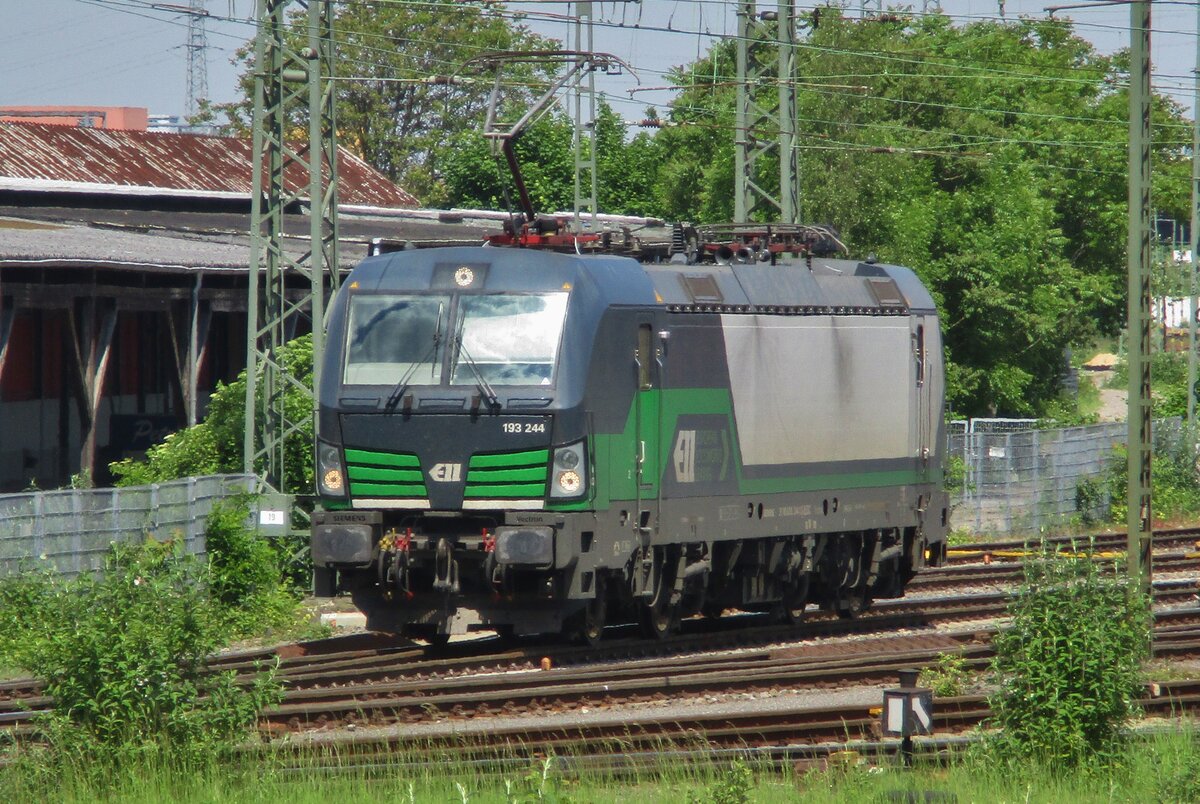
top-left (66, 295), bottom-right (117, 480)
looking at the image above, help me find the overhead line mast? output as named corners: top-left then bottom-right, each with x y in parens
top-left (245, 0), bottom-right (340, 494)
top-left (735, 2), bottom-right (798, 225)
top-left (185, 0), bottom-right (210, 118)
top-left (573, 1), bottom-right (598, 233)
top-left (1127, 0), bottom-right (1153, 595)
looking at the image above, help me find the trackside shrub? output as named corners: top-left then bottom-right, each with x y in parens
top-left (986, 540), bottom-right (1151, 769)
top-left (0, 541), bottom-right (279, 775)
top-left (1106, 437), bottom-right (1200, 524)
top-left (205, 497), bottom-right (300, 636)
top-left (0, 567), bottom-right (59, 670)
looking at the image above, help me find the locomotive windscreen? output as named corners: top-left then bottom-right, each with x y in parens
top-left (343, 294), bottom-right (447, 386)
top-left (449, 293), bottom-right (568, 387)
top-left (340, 291), bottom-right (568, 389)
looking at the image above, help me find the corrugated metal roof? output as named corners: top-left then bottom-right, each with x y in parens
top-left (0, 121), bottom-right (418, 208)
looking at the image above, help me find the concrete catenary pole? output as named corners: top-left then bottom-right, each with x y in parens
top-left (1127, 0), bottom-right (1153, 594)
top-left (1188, 0), bottom-right (1199, 448)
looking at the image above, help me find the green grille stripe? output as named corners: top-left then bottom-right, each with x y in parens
top-left (348, 466), bottom-right (425, 483)
top-left (350, 482), bottom-right (427, 497)
top-left (345, 449), bottom-right (420, 469)
top-left (467, 466), bottom-right (546, 483)
top-left (469, 449), bottom-right (549, 469)
top-left (464, 483), bottom-right (546, 498)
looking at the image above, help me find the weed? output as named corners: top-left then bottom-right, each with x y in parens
top-left (946, 528), bottom-right (976, 547)
top-left (687, 758), bottom-right (753, 804)
top-left (919, 652), bottom-right (972, 697)
top-left (504, 755), bottom-right (571, 803)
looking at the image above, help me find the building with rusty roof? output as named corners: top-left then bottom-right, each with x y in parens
top-left (0, 121), bottom-right (419, 208)
top-left (0, 121), bottom-right (467, 491)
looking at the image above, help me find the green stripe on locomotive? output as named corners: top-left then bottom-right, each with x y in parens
top-left (589, 386), bottom-right (932, 509)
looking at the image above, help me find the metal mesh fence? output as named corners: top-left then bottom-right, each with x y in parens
top-left (0, 419), bottom-right (1185, 568)
top-left (948, 419), bottom-right (1183, 535)
top-left (0, 475), bottom-right (257, 579)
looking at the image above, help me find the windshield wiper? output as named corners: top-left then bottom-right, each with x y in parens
top-left (454, 335), bottom-right (501, 411)
top-left (384, 304), bottom-right (443, 413)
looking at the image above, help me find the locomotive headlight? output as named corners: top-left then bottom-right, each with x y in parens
top-left (556, 470), bottom-right (581, 494)
top-left (550, 440), bottom-right (587, 499)
top-left (316, 441), bottom-right (347, 498)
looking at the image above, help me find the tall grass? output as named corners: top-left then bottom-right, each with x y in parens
top-left (6, 727), bottom-right (1200, 802)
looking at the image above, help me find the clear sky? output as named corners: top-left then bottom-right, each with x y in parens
top-left (0, 1), bottom-right (1196, 121)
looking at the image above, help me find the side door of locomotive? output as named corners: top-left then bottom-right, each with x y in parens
top-left (912, 317), bottom-right (930, 464)
top-left (633, 320), bottom-right (661, 538)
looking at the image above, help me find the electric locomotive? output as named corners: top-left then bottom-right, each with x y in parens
top-left (311, 236), bottom-right (949, 643)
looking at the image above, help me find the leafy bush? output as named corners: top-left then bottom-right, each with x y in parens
top-left (0, 542), bottom-right (279, 773)
top-left (943, 455), bottom-right (969, 496)
top-left (987, 541), bottom-right (1151, 769)
top-left (1105, 439), bottom-right (1200, 524)
top-left (1037, 387), bottom-right (1099, 428)
top-left (205, 497), bottom-right (300, 636)
top-left (0, 567), bottom-right (59, 669)
top-left (1107, 351), bottom-right (1198, 420)
top-left (1074, 476), bottom-right (1106, 525)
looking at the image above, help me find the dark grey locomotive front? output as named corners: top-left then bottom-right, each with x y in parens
top-left (309, 247), bottom-right (648, 638)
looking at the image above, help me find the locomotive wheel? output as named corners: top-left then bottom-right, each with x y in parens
top-left (639, 549), bottom-right (680, 640)
top-left (780, 574), bottom-right (811, 625)
top-left (639, 597), bottom-right (679, 639)
top-left (567, 579), bottom-right (608, 647)
top-left (406, 624), bottom-right (451, 647)
top-left (835, 588), bottom-right (870, 620)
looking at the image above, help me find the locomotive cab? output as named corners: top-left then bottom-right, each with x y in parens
top-left (310, 248), bottom-right (652, 638)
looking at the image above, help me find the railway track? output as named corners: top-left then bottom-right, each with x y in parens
top-left (261, 676), bottom-right (1200, 769)
top-left (948, 524), bottom-right (1200, 563)
top-left (5, 530), bottom-right (1188, 708)
top-left (911, 551), bottom-right (1200, 590)
top-left (5, 590), bottom-right (1200, 736)
top-left (2, 537), bottom-right (1197, 743)
top-left (256, 603), bottom-right (1200, 732)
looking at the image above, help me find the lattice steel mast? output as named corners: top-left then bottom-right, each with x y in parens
top-left (572, 1), bottom-right (598, 231)
top-left (185, 0), bottom-right (210, 117)
top-left (245, 0), bottom-right (340, 493)
top-left (734, 2), bottom-right (798, 224)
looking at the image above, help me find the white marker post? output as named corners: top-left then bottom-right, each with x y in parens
top-left (881, 669), bottom-right (933, 767)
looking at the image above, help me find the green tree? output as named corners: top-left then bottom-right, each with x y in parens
top-left (222, 2), bottom-right (558, 204)
top-left (440, 113), bottom-right (575, 214)
top-left (654, 11), bottom-right (1191, 415)
top-left (439, 99), bottom-right (667, 218)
